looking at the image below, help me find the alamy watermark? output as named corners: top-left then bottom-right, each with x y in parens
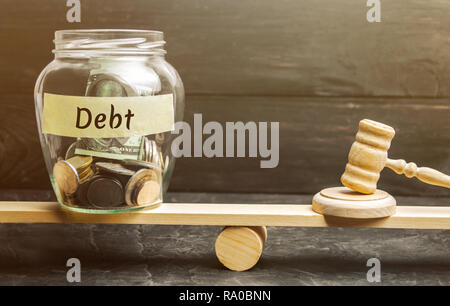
top-left (367, 0), bottom-right (381, 23)
top-left (66, 258), bottom-right (81, 283)
top-left (366, 258), bottom-right (381, 282)
top-left (171, 114), bottom-right (279, 169)
top-left (66, 0), bottom-right (81, 23)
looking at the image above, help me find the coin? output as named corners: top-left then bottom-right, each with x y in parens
top-left (157, 150), bottom-right (164, 170)
top-left (145, 138), bottom-right (155, 163)
top-left (141, 138), bottom-right (164, 168)
top-left (65, 142), bottom-right (77, 160)
top-left (163, 155), bottom-right (170, 176)
top-left (133, 178), bottom-right (161, 206)
top-left (153, 142), bottom-right (164, 168)
top-left (86, 175), bottom-right (124, 208)
top-left (96, 162), bottom-right (136, 176)
top-left (53, 155), bottom-right (93, 196)
top-left (125, 168), bottom-right (161, 206)
top-left (122, 159), bottom-right (162, 171)
top-left (66, 155), bottom-right (93, 172)
top-left (75, 177), bottom-right (93, 206)
top-left (78, 165), bottom-right (94, 183)
top-left (53, 160), bottom-right (79, 195)
top-left (143, 137), bottom-right (151, 162)
top-left (151, 140), bottom-right (158, 164)
top-left (64, 194), bottom-right (77, 205)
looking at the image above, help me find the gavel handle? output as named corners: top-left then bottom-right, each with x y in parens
top-left (385, 158), bottom-right (450, 189)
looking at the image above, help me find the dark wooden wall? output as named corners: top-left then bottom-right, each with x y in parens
top-left (0, 0), bottom-right (449, 197)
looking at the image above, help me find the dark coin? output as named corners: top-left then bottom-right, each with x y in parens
top-left (86, 175), bottom-right (124, 208)
top-left (75, 177), bottom-right (94, 207)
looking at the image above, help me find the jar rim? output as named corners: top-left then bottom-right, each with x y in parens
top-left (53, 29), bottom-right (166, 56)
top-left (55, 29), bottom-right (164, 36)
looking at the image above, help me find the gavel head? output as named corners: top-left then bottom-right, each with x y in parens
top-left (341, 119), bottom-right (395, 194)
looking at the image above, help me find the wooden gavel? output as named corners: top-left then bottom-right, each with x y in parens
top-left (341, 119), bottom-right (450, 194)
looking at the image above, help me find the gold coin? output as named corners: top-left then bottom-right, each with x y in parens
top-left (63, 192), bottom-right (77, 204)
top-left (66, 155), bottom-right (93, 171)
top-left (158, 150), bottom-right (165, 169)
top-left (125, 168), bottom-right (161, 206)
top-left (53, 160), bottom-right (79, 195)
top-left (145, 138), bottom-right (151, 162)
top-left (78, 166), bottom-right (94, 183)
top-left (133, 178), bottom-right (161, 205)
top-left (163, 156), bottom-right (170, 176)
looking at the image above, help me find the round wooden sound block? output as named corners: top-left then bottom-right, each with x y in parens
top-left (312, 187), bottom-right (396, 219)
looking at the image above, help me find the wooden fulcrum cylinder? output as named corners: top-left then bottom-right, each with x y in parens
top-left (215, 226), bottom-right (267, 271)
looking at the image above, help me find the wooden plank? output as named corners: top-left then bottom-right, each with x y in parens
top-left (1, 201), bottom-right (450, 230)
top-left (0, 0), bottom-right (450, 97)
top-left (3, 94), bottom-right (449, 196)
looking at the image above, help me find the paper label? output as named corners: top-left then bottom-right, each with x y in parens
top-left (42, 93), bottom-right (174, 138)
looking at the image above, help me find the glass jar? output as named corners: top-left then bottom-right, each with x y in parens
top-left (34, 29), bottom-right (184, 213)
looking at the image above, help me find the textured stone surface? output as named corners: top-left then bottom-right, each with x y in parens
top-left (0, 191), bottom-right (449, 285)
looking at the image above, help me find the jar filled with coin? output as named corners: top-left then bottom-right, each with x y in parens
top-left (34, 30), bottom-right (184, 213)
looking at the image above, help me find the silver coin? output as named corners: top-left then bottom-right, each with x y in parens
top-left (152, 141), bottom-right (163, 168)
top-left (96, 162), bottom-right (136, 176)
top-left (144, 137), bottom-right (151, 162)
top-left (152, 141), bottom-right (159, 164)
top-left (121, 159), bottom-right (161, 171)
top-left (147, 139), bottom-right (153, 163)
top-left (148, 139), bottom-right (153, 162)
top-left (143, 139), bottom-right (161, 166)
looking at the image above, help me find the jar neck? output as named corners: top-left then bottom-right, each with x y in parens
top-left (53, 29), bottom-right (166, 59)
